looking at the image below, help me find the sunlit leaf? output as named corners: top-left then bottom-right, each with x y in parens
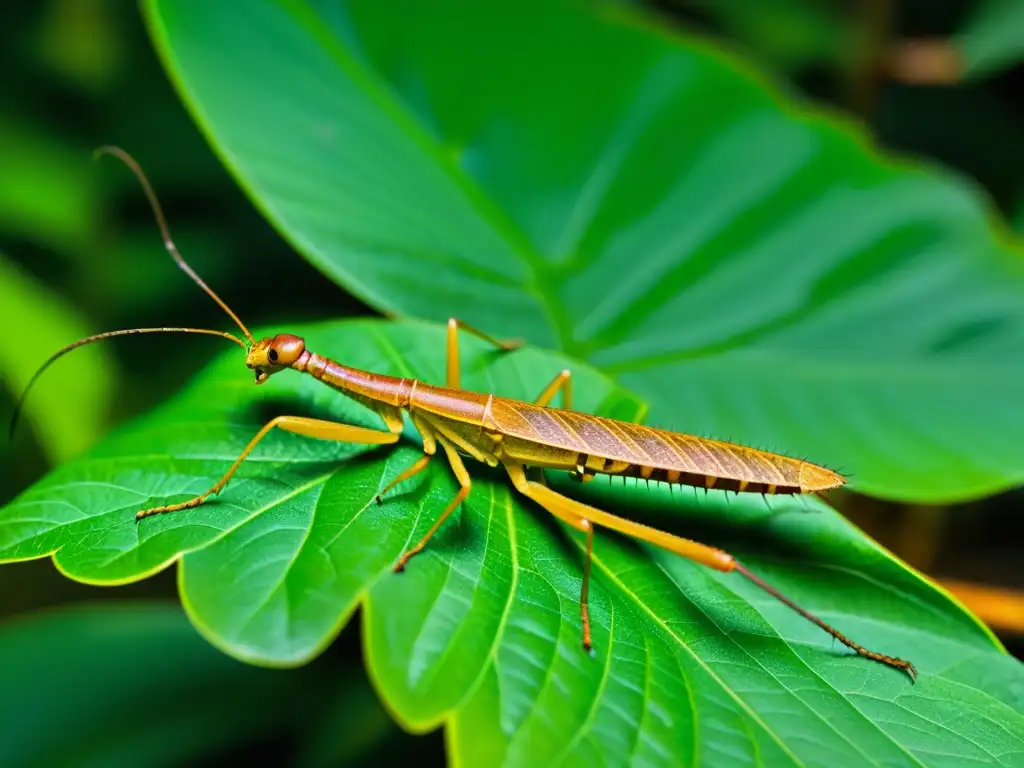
top-left (2, 319), bottom-right (1020, 766)
top-left (145, 0), bottom-right (1024, 502)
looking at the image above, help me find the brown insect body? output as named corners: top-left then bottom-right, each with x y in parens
top-left (488, 399), bottom-right (843, 494)
top-left (12, 147), bottom-right (915, 683)
top-left (252, 332), bottom-right (843, 497)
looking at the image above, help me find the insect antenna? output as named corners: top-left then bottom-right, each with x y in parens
top-left (9, 327), bottom-right (247, 441)
top-left (94, 146), bottom-right (255, 345)
top-left (10, 146), bottom-right (256, 441)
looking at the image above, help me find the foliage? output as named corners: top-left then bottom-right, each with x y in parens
top-left (3, 319), bottom-right (1023, 765)
top-left (2, 0), bottom-right (1024, 766)
top-left (681, 0), bottom-right (849, 73)
top-left (146, 0), bottom-right (1024, 503)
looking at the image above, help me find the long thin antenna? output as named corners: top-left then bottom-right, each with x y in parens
top-left (9, 327), bottom-right (246, 441)
top-left (94, 146), bottom-right (255, 344)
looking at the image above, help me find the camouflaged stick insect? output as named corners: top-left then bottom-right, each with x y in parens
top-left (11, 147), bottom-right (916, 682)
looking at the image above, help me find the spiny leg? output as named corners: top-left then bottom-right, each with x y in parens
top-left (394, 439), bottom-right (471, 572)
top-left (533, 368), bottom-right (572, 409)
top-left (445, 317), bottom-right (522, 388)
top-left (506, 462), bottom-right (734, 571)
top-left (136, 416), bottom-right (400, 520)
top-left (503, 461), bottom-right (916, 680)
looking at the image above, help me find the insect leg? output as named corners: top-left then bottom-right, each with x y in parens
top-left (393, 439), bottom-right (471, 572)
top-left (505, 461), bottom-right (601, 650)
top-left (135, 416), bottom-right (400, 520)
top-left (506, 461), bottom-right (733, 569)
top-left (504, 461), bottom-right (917, 679)
top-left (445, 317), bottom-right (522, 388)
top-left (375, 454), bottom-right (432, 504)
top-left (375, 412), bottom-right (443, 504)
top-left (581, 518), bottom-right (594, 650)
top-left (532, 368), bottom-right (572, 409)
top-left (733, 562), bottom-right (916, 680)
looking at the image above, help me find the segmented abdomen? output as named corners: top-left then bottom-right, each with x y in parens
top-left (488, 397), bottom-right (843, 494)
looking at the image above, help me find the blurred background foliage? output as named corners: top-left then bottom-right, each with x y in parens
top-left (0, 0), bottom-right (1021, 764)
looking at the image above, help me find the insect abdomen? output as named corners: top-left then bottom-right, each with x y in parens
top-left (488, 398), bottom-right (843, 494)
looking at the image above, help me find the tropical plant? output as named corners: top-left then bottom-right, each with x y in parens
top-left (3, 1), bottom-right (1022, 765)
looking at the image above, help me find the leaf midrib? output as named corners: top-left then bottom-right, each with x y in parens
top-left (233, 483), bottom-right (326, 646)
top-left (657, 556), bottom-right (925, 768)
top-left (548, 604), bottom-right (618, 765)
top-left (587, 548), bottom-right (806, 767)
top-left (452, 487), bottom-right (520, 717)
top-left (276, 0), bottom-right (574, 350)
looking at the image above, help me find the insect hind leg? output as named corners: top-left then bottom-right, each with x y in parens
top-left (504, 461), bottom-right (917, 680)
top-left (504, 461), bottom-right (595, 651)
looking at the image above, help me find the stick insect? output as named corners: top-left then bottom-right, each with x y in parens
top-left (12, 147), bottom-right (916, 681)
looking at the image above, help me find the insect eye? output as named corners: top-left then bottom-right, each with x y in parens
top-left (268, 349), bottom-right (279, 363)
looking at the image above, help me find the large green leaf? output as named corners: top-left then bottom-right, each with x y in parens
top-left (2, 319), bottom-right (1021, 766)
top-left (143, 0), bottom-right (1024, 503)
top-left (0, 602), bottom-right (320, 766)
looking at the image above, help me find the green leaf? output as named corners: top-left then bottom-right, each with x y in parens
top-left (2, 318), bottom-right (1021, 766)
top-left (0, 602), bottom-right (321, 766)
top-left (144, 0), bottom-right (1024, 503)
top-left (957, 0), bottom-right (1024, 81)
top-left (0, 252), bottom-right (113, 463)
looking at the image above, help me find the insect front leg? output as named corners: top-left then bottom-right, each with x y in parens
top-left (135, 416), bottom-right (400, 520)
